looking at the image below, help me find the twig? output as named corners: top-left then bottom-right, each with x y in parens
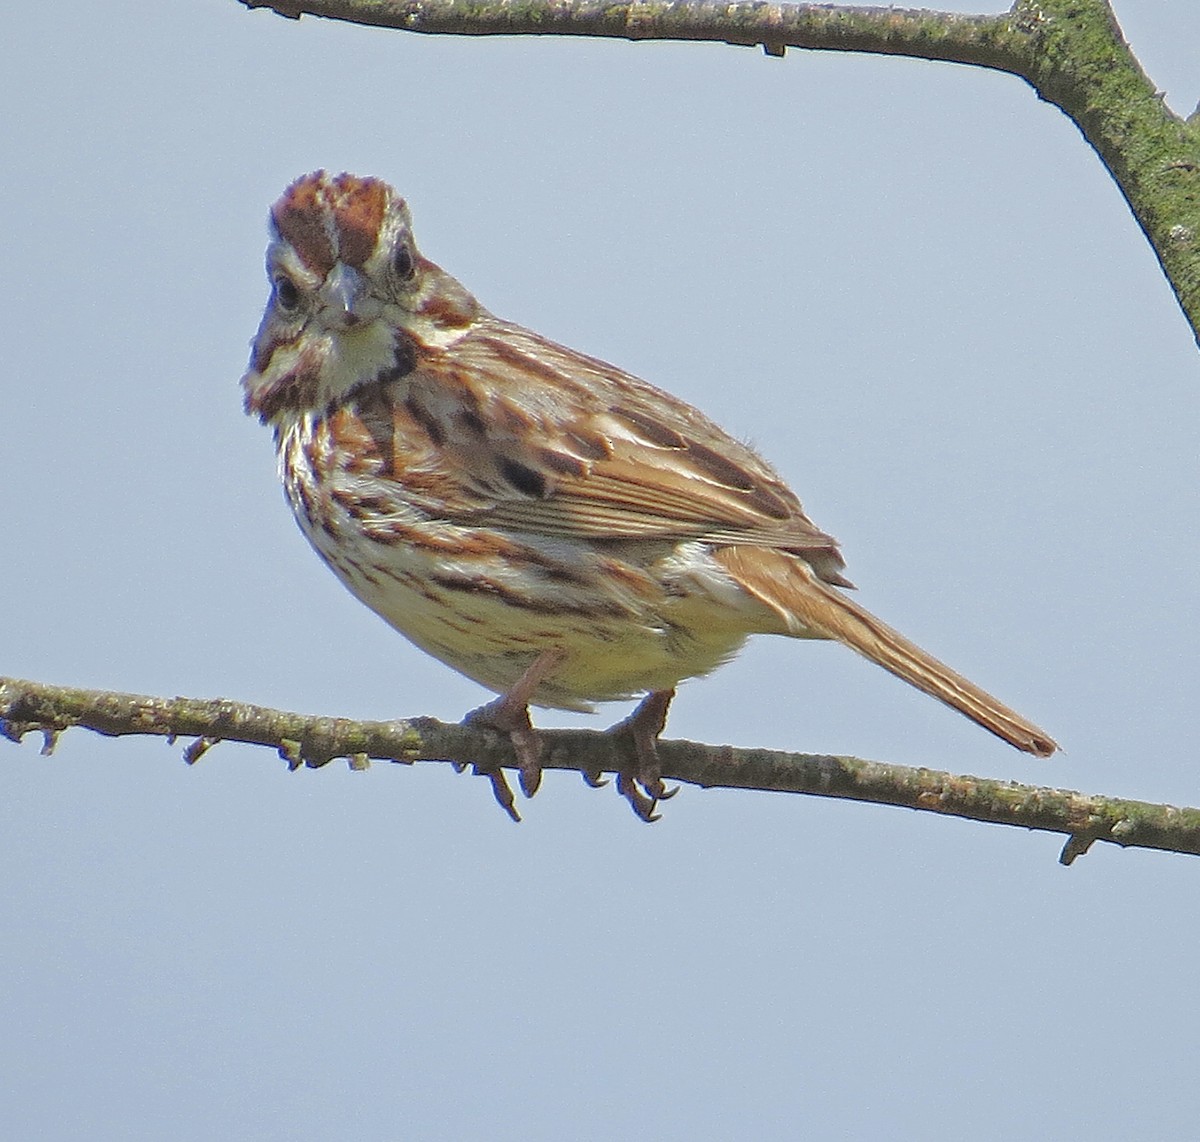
top-left (3, 675), bottom-right (1196, 862)
top-left (236, 0), bottom-right (1200, 344)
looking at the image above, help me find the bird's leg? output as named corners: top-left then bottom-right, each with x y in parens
top-left (463, 650), bottom-right (564, 807)
top-left (607, 688), bottom-right (677, 822)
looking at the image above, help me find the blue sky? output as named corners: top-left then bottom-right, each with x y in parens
top-left (2, 2), bottom-right (1199, 1138)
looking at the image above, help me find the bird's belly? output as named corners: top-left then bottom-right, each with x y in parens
top-left (291, 486), bottom-right (771, 709)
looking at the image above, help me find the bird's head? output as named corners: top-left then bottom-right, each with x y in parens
top-left (241, 171), bottom-right (478, 425)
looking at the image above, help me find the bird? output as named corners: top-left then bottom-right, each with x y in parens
top-left (241, 171), bottom-right (1056, 819)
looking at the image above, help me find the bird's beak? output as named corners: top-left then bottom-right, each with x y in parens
top-left (318, 262), bottom-right (379, 330)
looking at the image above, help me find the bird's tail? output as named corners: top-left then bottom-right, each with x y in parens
top-left (717, 546), bottom-right (1057, 757)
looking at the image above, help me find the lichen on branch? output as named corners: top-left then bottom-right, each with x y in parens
top-left (4, 675), bottom-right (1199, 861)
top-left (238, 0), bottom-right (1200, 344)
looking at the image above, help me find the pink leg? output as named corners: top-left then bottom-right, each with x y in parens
top-left (608, 688), bottom-right (677, 822)
top-left (463, 650), bottom-right (564, 816)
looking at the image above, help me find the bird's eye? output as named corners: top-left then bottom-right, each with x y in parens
top-left (274, 275), bottom-right (301, 311)
top-left (392, 243), bottom-right (415, 282)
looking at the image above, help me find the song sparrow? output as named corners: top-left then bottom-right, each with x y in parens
top-left (242, 171), bottom-right (1056, 820)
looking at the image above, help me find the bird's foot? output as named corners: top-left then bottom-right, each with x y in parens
top-left (462, 650), bottom-right (564, 817)
top-left (606, 688), bottom-right (677, 822)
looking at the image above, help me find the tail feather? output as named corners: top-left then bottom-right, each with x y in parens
top-left (718, 547), bottom-right (1057, 758)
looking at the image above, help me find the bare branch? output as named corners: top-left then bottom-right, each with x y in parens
top-left (242, 0), bottom-right (1018, 63)
top-left (236, 0), bottom-right (1200, 343)
top-left (4, 675), bottom-right (1196, 862)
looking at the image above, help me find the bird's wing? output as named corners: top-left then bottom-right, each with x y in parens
top-left (349, 318), bottom-right (850, 582)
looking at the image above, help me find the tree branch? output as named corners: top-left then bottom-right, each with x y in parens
top-left (237, 0), bottom-right (1200, 344)
top-left (3, 675), bottom-right (1195, 862)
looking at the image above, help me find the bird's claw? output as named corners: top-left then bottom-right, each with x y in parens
top-left (472, 761), bottom-right (521, 822)
top-left (464, 695), bottom-right (544, 798)
top-left (616, 770), bottom-right (662, 822)
top-left (606, 688), bottom-right (677, 822)
top-left (460, 650), bottom-right (564, 817)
